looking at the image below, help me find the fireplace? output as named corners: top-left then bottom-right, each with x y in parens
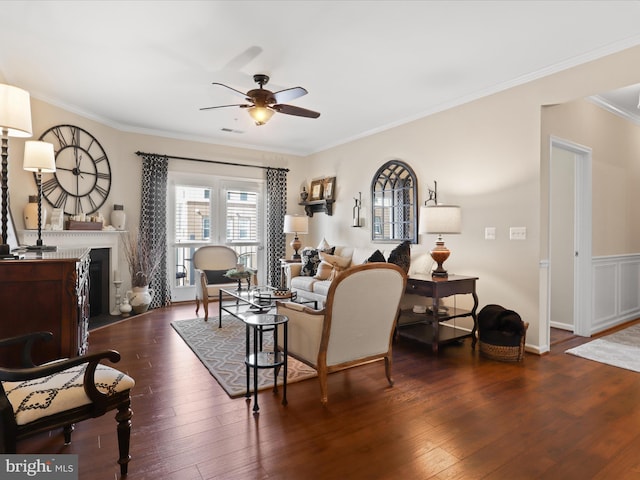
top-left (89, 248), bottom-right (110, 316)
top-left (21, 230), bottom-right (122, 314)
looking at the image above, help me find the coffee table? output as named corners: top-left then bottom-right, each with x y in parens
top-left (217, 286), bottom-right (316, 328)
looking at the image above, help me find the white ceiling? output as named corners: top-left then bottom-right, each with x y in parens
top-left (2, 1), bottom-right (640, 156)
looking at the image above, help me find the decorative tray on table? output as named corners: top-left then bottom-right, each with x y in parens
top-left (254, 288), bottom-right (296, 301)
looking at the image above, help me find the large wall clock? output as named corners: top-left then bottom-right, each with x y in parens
top-left (37, 125), bottom-right (112, 216)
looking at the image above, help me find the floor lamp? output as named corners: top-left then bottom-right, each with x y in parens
top-left (0, 84), bottom-right (33, 259)
top-left (23, 141), bottom-right (57, 251)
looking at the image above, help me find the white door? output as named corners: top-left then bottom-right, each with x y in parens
top-left (549, 137), bottom-right (592, 340)
top-left (168, 173), bottom-right (264, 303)
top-left (549, 145), bottom-right (575, 331)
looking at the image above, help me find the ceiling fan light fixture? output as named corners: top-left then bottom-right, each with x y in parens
top-left (248, 106), bottom-right (275, 125)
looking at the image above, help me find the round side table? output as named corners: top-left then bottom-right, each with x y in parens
top-left (242, 313), bottom-right (288, 414)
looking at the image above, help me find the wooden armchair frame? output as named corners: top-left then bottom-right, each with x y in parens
top-left (277, 263), bottom-right (406, 404)
top-left (193, 245), bottom-right (239, 321)
top-left (0, 332), bottom-right (134, 476)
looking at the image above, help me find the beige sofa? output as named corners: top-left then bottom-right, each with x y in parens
top-left (284, 244), bottom-right (431, 306)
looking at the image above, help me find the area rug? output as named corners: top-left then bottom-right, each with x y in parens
top-left (171, 316), bottom-right (317, 398)
top-left (565, 323), bottom-right (640, 373)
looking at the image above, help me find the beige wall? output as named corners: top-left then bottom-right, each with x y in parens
top-left (541, 99), bottom-right (640, 257)
top-left (295, 44), bottom-right (640, 350)
top-left (8, 98), bottom-right (302, 294)
top-left (295, 86), bottom-right (544, 345)
top-left (7, 44), bottom-right (640, 352)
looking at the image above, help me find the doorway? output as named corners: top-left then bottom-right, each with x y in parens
top-left (548, 137), bottom-right (592, 342)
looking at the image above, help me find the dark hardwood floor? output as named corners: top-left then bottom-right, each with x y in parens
top-left (17, 304), bottom-right (640, 479)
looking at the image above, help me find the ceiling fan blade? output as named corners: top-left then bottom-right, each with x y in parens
top-left (199, 103), bottom-right (251, 111)
top-left (211, 82), bottom-right (249, 99)
top-left (273, 104), bottom-right (321, 118)
top-left (224, 46), bottom-right (263, 71)
top-left (272, 87), bottom-right (308, 104)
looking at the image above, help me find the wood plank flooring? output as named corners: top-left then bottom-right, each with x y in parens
top-left (17, 304), bottom-right (640, 479)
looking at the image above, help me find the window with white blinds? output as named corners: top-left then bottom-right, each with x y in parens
top-left (174, 184), bottom-right (260, 245)
top-left (174, 185), bottom-right (212, 243)
top-left (225, 190), bottom-right (259, 244)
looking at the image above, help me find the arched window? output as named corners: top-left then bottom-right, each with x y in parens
top-left (371, 160), bottom-right (418, 243)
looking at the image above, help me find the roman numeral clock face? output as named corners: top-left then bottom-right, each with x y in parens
top-left (38, 125), bottom-right (112, 216)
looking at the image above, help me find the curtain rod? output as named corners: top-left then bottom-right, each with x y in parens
top-left (134, 151), bottom-right (289, 172)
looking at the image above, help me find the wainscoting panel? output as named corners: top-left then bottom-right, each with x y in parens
top-left (620, 260), bottom-right (640, 314)
top-left (592, 255), bottom-right (640, 334)
top-left (592, 262), bottom-right (617, 326)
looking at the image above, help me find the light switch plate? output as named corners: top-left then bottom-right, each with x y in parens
top-left (485, 227), bottom-right (496, 240)
top-left (510, 227), bottom-right (526, 240)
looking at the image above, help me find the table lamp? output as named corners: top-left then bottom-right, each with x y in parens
top-left (283, 214), bottom-right (308, 260)
top-left (0, 84), bottom-right (32, 258)
top-left (419, 204), bottom-right (461, 277)
top-left (23, 140), bottom-right (57, 251)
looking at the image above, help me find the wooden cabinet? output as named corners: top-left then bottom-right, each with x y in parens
top-left (0, 248), bottom-right (90, 367)
top-left (397, 274), bottom-right (478, 354)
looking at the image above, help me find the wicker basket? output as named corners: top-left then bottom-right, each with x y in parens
top-left (479, 322), bottom-right (529, 362)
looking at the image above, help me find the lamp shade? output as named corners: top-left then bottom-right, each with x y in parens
top-left (0, 84), bottom-right (32, 137)
top-left (283, 214), bottom-right (308, 234)
top-left (248, 106), bottom-right (275, 126)
top-left (419, 205), bottom-right (461, 234)
top-left (23, 141), bottom-right (56, 172)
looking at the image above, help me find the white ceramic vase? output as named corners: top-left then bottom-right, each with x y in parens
top-left (111, 204), bottom-right (126, 230)
top-left (119, 297), bottom-right (132, 317)
top-left (127, 286), bottom-right (154, 314)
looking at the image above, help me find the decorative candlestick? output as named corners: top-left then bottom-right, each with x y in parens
top-left (112, 280), bottom-right (123, 315)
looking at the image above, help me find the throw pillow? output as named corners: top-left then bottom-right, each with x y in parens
top-left (315, 252), bottom-right (350, 281)
top-left (300, 246), bottom-right (336, 277)
top-left (300, 248), bottom-right (321, 276)
top-left (319, 251), bottom-right (351, 269)
top-left (314, 260), bottom-right (347, 281)
top-left (204, 269), bottom-right (229, 284)
top-left (314, 260), bottom-right (333, 280)
top-left (317, 237), bottom-right (332, 250)
top-left (388, 240), bottom-right (411, 274)
top-left (366, 249), bottom-right (386, 263)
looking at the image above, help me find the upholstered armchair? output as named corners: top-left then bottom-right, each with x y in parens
top-left (193, 245), bottom-right (239, 321)
top-left (0, 331), bottom-right (135, 475)
top-left (276, 263), bottom-right (407, 405)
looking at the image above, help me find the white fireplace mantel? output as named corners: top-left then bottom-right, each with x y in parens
top-left (20, 229), bottom-right (125, 315)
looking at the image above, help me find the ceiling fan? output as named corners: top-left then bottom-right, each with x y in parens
top-left (200, 74), bottom-right (321, 125)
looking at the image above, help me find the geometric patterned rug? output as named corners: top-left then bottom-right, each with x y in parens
top-left (171, 316), bottom-right (317, 398)
top-left (565, 323), bottom-right (640, 373)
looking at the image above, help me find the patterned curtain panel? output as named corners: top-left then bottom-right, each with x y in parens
top-left (265, 168), bottom-right (287, 287)
top-left (139, 153), bottom-right (171, 309)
